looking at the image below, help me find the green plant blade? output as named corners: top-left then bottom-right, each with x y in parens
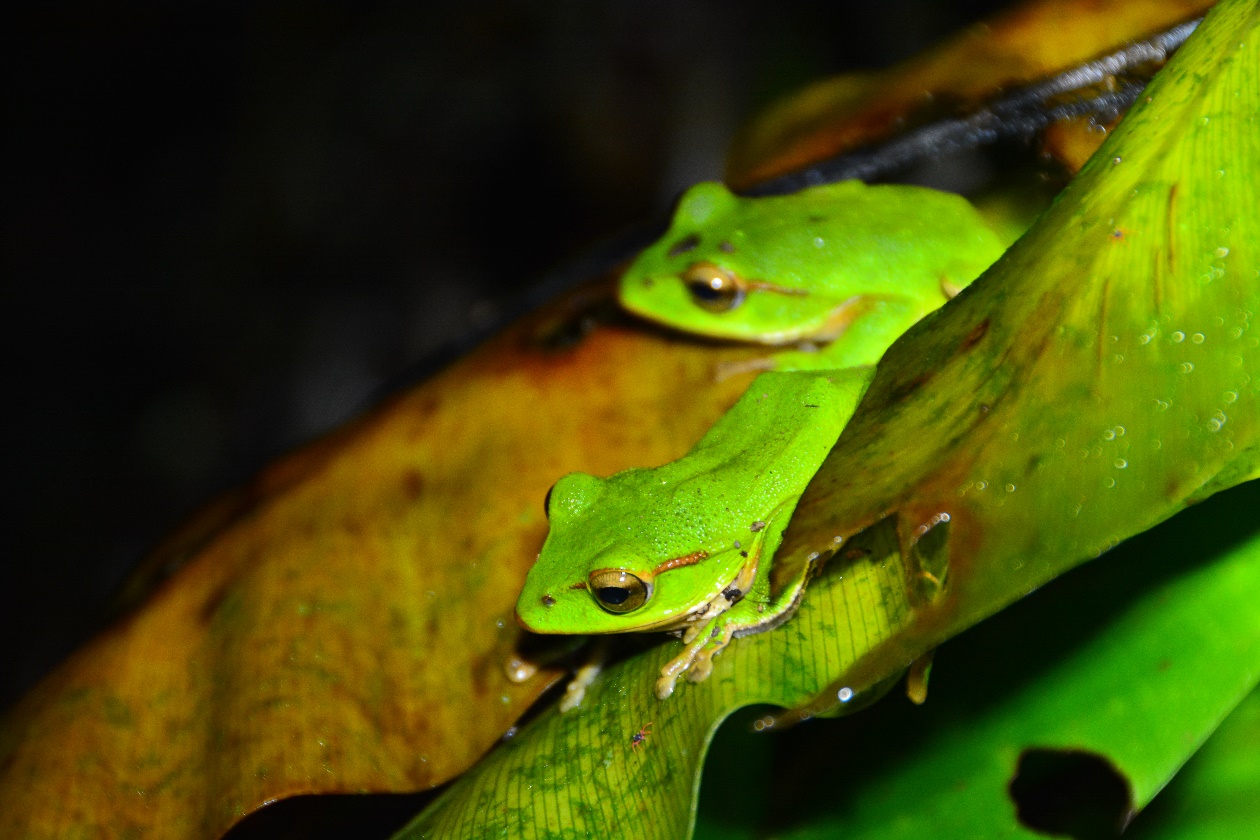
top-left (747, 478), bottom-right (1260, 838)
top-left (775, 0), bottom-right (1260, 717)
top-left (1128, 683), bottom-right (1260, 840)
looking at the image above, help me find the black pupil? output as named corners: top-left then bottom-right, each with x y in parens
top-left (596, 586), bottom-right (630, 605)
top-left (688, 280), bottom-right (728, 302)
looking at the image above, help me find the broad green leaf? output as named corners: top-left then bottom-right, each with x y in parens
top-left (1128, 683), bottom-right (1260, 839)
top-left (748, 478), bottom-right (1260, 838)
top-left (776, 0), bottom-right (1260, 718)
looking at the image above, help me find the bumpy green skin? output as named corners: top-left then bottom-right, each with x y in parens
top-left (516, 368), bottom-right (874, 697)
top-left (517, 180), bottom-right (1000, 699)
top-left (618, 180), bottom-right (1006, 370)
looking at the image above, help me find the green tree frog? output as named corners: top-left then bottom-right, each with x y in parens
top-left (618, 180), bottom-right (1006, 372)
top-left (516, 367), bottom-right (874, 702)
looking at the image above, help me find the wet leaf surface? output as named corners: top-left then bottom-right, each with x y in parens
top-left (1041, 114), bottom-right (1121, 175)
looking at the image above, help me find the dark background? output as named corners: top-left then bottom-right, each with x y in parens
top-left (3, 0), bottom-right (1011, 709)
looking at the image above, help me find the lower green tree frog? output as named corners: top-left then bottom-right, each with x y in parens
top-left (516, 367), bottom-right (875, 702)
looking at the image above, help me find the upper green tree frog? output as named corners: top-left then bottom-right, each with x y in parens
top-left (516, 367), bottom-right (875, 701)
top-left (618, 180), bottom-right (1006, 372)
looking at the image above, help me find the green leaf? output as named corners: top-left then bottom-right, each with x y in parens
top-left (1128, 683), bottom-right (1260, 839)
top-left (735, 478), bottom-right (1260, 838)
top-left (775, 0), bottom-right (1260, 718)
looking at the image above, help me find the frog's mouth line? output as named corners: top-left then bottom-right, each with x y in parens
top-left (650, 550), bottom-right (708, 576)
top-left (622, 549), bottom-right (755, 633)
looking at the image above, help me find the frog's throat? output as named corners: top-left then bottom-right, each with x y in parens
top-left (630, 545), bottom-right (761, 634)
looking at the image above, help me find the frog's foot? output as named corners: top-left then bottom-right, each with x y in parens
top-left (686, 622), bottom-right (736, 684)
top-left (558, 638), bottom-right (609, 712)
top-left (655, 620), bottom-right (719, 699)
top-left (904, 648), bottom-right (935, 706)
top-left (653, 615), bottom-right (742, 698)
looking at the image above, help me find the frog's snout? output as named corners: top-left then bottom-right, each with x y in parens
top-left (515, 590), bottom-right (557, 633)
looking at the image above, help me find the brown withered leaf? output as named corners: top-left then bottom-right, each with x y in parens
top-left (1041, 113), bottom-right (1124, 174)
top-left (725, 0), bottom-right (1214, 189)
top-left (0, 284), bottom-right (763, 839)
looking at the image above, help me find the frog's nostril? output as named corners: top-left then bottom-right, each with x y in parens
top-left (541, 594), bottom-right (556, 607)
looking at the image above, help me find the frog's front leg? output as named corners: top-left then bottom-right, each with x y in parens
top-left (654, 611), bottom-right (736, 699)
top-left (654, 508), bottom-right (812, 699)
top-left (559, 637), bottom-right (610, 712)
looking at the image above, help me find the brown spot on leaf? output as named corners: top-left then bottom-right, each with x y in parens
top-left (200, 583), bottom-right (231, 625)
top-left (402, 470), bottom-right (424, 501)
top-left (1165, 183), bottom-right (1179, 267)
top-left (889, 371), bottom-right (934, 403)
top-left (960, 319), bottom-right (989, 351)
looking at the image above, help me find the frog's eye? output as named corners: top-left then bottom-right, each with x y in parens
top-left (588, 570), bottom-right (650, 614)
top-left (682, 261), bottom-right (745, 313)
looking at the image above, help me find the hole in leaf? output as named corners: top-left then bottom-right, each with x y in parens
top-left (1009, 748), bottom-right (1132, 840)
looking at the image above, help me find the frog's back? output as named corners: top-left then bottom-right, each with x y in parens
top-left (728, 181), bottom-right (1005, 301)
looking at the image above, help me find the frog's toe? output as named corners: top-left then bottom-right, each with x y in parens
top-left (559, 682), bottom-right (588, 712)
top-left (687, 657), bottom-right (713, 684)
top-left (655, 671), bottom-right (680, 700)
top-left (687, 625), bottom-right (736, 683)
